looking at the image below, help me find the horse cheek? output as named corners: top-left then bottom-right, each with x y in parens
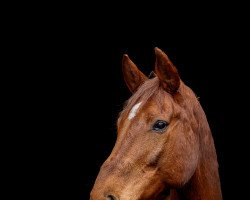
top-left (160, 127), bottom-right (199, 187)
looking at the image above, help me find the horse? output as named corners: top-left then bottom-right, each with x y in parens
top-left (90, 48), bottom-right (222, 200)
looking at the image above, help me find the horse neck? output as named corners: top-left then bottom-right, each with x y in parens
top-left (174, 88), bottom-right (223, 200)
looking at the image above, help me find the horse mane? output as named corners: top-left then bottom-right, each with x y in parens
top-left (119, 77), bottom-right (161, 120)
top-left (118, 76), bottom-right (205, 139)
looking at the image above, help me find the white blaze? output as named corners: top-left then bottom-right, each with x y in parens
top-left (128, 102), bottom-right (142, 120)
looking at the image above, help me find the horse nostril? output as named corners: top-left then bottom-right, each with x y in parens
top-left (107, 195), bottom-right (116, 200)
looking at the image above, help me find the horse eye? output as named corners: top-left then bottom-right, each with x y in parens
top-left (152, 120), bottom-right (168, 132)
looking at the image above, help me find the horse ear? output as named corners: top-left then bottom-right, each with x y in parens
top-left (122, 54), bottom-right (148, 93)
top-left (154, 47), bottom-right (180, 94)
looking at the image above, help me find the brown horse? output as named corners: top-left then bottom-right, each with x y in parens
top-left (90, 48), bottom-right (222, 200)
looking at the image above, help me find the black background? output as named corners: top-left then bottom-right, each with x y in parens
top-left (12, 4), bottom-right (249, 200)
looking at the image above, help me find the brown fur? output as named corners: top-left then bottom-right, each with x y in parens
top-left (90, 48), bottom-right (222, 200)
top-left (122, 54), bottom-right (148, 93)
